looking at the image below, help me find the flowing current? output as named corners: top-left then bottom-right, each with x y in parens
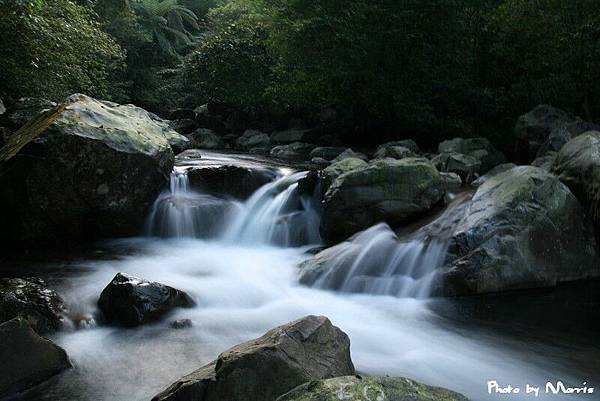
top-left (25, 154), bottom-right (599, 401)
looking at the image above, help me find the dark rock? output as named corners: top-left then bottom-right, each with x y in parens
top-left (270, 128), bottom-right (314, 145)
top-left (169, 119), bottom-right (198, 135)
top-left (310, 157), bottom-right (330, 168)
top-left (309, 147), bottom-right (347, 161)
top-left (164, 131), bottom-right (193, 154)
top-left (433, 166), bottom-right (600, 296)
top-left (194, 104), bottom-right (227, 133)
top-left (374, 145), bottom-right (416, 160)
top-left (0, 99), bottom-right (5, 115)
top-left (170, 319), bottom-right (193, 329)
top-left (152, 315), bottom-right (355, 401)
top-left (440, 172), bottom-right (463, 192)
top-left (2, 97), bottom-right (57, 129)
top-left (187, 165), bottom-right (275, 200)
top-left (0, 94), bottom-right (174, 245)
top-left (277, 375), bottom-right (469, 401)
top-left (376, 139), bottom-right (420, 154)
top-left (537, 120), bottom-right (600, 157)
top-left (331, 148), bottom-right (368, 162)
top-left (236, 130), bottom-right (271, 150)
top-left (531, 153), bottom-right (556, 171)
top-left (321, 158), bottom-right (444, 243)
top-left (514, 105), bottom-right (574, 163)
top-left (188, 128), bottom-right (225, 149)
top-left (438, 137), bottom-right (505, 173)
top-left (169, 109), bottom-right (196, 121)
top-left (270, 142), bottom-right (316, 161)
top-left (321, 157), bottom-right (368, 192)
top-left (0, 318), bottom-right (71, 398)
top-left (0, 278), bottom-right (67, 334)
top-left (432, 152), bottom-right (481, 183)
top-left (98, 273), bottom-right (195, 327)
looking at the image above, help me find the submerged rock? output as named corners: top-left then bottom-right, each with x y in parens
top-left (434, 166), bottom-right (600, 296)
top-left (0, 94), bottom-right (174, 245)
top-left (0, 278), bottom-right (67, 334)
top-left (98, 273), bottom-right (195, 327)
top-left (277, 375), bottom-right (468, 401)
top-left (153, 315), bottom-right (354, 401)
top-left (321, 158), bottom-right (444, 243)
top-left (0, 318), bottom-right (71, 398)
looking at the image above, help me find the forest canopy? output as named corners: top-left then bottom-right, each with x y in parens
top-left (1, 0), bottom-right (599, 145)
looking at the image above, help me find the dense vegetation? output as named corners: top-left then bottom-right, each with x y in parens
top-left (1, 0), bottom-right (599, 146)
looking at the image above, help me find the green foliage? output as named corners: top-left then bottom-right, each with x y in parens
top-left (0, 0), bottom-right (125, 101)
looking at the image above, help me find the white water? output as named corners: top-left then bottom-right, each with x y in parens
top-left (31, 161), bottom-right (595, 401)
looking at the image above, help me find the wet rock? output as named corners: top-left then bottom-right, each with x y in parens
top-left (0, 94), bottom-right (174, 245)
top-left (432, 152), bottom-right (481, 183)
top-left (309, 147), bottom-right (347, 161)
top-left (169, 118), bottom-right (198, 135)
top-left (434, 166), bottom-right (600, 296)
top-left (440, 172), bottom-right (463, 192)
top-left (470, 163), bottom-right (516, 187)
top-left (375, 139), bottom-right (420, 156)
top-left (537, 120), bottom-right (600, 157)
top-left (322, 157), bottom-right (368, 191)
top-left (0, 278), bottom-right (67, 334)
top-left (437, 137), bottom-right (505, 174)
top-left (189, 128), bottom-right (225, 150)
top-left (153, 315), bottom-right (354, 401)
top-left (277, 375), bottom-right (468, 401)
top-left (551, 131), bottom-right (600, 231)
top-left (270, 142), bottom-right (316, 161)
top-left (164, 130), bottom-right (193, 154)
top-left (310, 157), bottom-right (330, 168)
top-left (373, 145), bottom-right (416, 160)
top-left (321, 158), bottom-right (444, 243)
top-left (514, 105), bottom-right (574, 163)
top-left (0, 318), bottom-right (71, 398)
top-left (98, 273), bottom-right (195, 327)
top-left (2, 97), bottom-right (57, 129)
top-left (236, 129), bottom-right (271, 150)
top-left (331, 148), bottom-right (368, 162)
top-left (170, 318), bottom-right (193, 329)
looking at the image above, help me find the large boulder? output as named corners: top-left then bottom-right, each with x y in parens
top-left (433, 166), bottom-right (600, 296)
top-left (270, 142), bottom-right (316, 161)
top-left (437, 137), bottom-right (505, 174)
top-left (98, 272), bottom-right (195, 327)
top-left (0, 94), bottom-right (174, 245)
top-left (321, 158), bottom-right (445, 243)
top-left (163, 130), bottom-right (193, 154)
top-left (187, 165), bottom-right (275, 199)
top-left (168, 118), bottom-right (198, 135)
top-left (432, 152), bottom-right (481, 183)
top-left (1, 97), bottom-right (57, 129)
top-left (236, 129), bottom-right (271, 150)
top-left (0, 318), bottom-right (71, 398)
top-left (0, 278), bottom-right (67, 334)
top-left (537, 120), bottom-right (600, 157)
top-left (153, 315), bottom-right (355, 401)
top-left (277, 376), bottom-right (468, 401)
top-left (321, 157), bottom-right (368, 192)
top-left (514, 105), bottom-right (574, 163)
top-left (551, 131), bottom-right (600, 230)
top-left (188, 128), bottom-right (225, 149)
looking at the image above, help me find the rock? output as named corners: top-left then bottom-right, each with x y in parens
top-left (236, 129), bottom-right (271, 150)
top-left (470, 163), bottom-right (516, 187)
top-left (0, 99), bottom-right (5, 115)
top-left (376, 139), bottom-right (420, 154)
top-left (551, 131), bottom-right (600, 230)
top-left (169, 109), bottom-right (196, 121)
top-left (514, 105), bottom-right (574, 163)
top-left (0, 318), bottom-right (71, 398)
top-left (438, 137), bottom-right (505, 173)
top-left (189, 128), bottom-right (225, 149)
top-left (153, 315), bottom-right (354, 401)
top-left (0, 278), bottom-right (67, 334)
top-left (277, 375), bottom-right (468, 401)
top-left (321, 158), bottom-right (445, 243)
top-left (537, 120), bottom-right (600, 157)
top-left (433, 166), bottom-right (600, 296)
top-left (164, 130), bottom-right (193, 154)
top-left (432, 152), bottom-right (481, 183)
top-left (187, 165), bottom-right (275, 200)
top-left (310, 157), bottom-right (330, 168)
top-left (309, 146), bottom-right (347, 161)
top-left (248, 146), bottom-right (271, 155)
top-left (270, 128), bottom-right (313, 144)
top-left (169, 118), bottom-right (198, 135)
top-left (170, 318), bottom-right (193, 329)
top-left (531, 153), bottom-right (556, 171)
top-left (373, 145), bottom-right (416, 160)
top-left (0, 126), bottom-right (10, 147)
top-left (270, 142), bottom-right (316, 161)
top-left (331, 148), bottom-right (368, 162)
top-left (0, 94), bottom-right (174, 245)
top-left (2, 97), bottom-right (57, 129)
top-left (440, 172), bottom-right (462, 192)
top-left (194, 103), bottom-right (227, 133)
top-left (322, 157), bottom-right (368, 191)
top-left (98, 273), bottom-right (195, 327)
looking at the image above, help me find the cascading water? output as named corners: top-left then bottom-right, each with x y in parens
top-left (299, 193), bottom-right (471, 298)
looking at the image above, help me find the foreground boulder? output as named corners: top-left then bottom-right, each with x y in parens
top-left (98, 273), bottom-right (194, 327)
top-left (551, 131), bottom-right (600, 231)
top-left (0, 318), bottom-right (71, 398)
top-left (277, 375), bottom-right (468, 401)
top-left (321, 158), bottom-right (444, 243)
top-left (433, 166), bottom-right (600, 296)
top-left (0, 94), bottom-right (174, 245)
top-left (0, 278), bottom-right (67, 334)
top-left (153, 315), bottom-right (354, 401)
top-left (514, 104), bottom-right (574, 163)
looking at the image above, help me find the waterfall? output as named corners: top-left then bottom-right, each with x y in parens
top-left (146, 168), bottom-right (321, 246)
top-left (299, 193), bottom-right (471, 298)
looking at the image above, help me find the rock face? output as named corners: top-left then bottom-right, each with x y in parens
top-left (98, 273), bottom-right (195, 327)
top-left (153, 315), bottom-right (354, 401)
top-left (433, 166), bottom-right (600, 296)
top-left (551, 131), bottom-right (600, 230)
top-left (270, 142), bottom-right (316, 161)
top-left (514, 104), bottom-right (574, 162)
top-left (277, 375), bottom-right (468, 401)
top-left (321, 158), bottom-right (444, 243)
top-left (189, 128), bottom-right (225, 149)
top-left (0, 318), bottom-right (71, 398)
top-left (0, 278), bottom-right (67, 334)
top-left (1, 97), bottom-right (57, 129)
top-left (537, 120), bottom-right (600, 156)
top-left (0, 94), bottom-right (174, 245)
